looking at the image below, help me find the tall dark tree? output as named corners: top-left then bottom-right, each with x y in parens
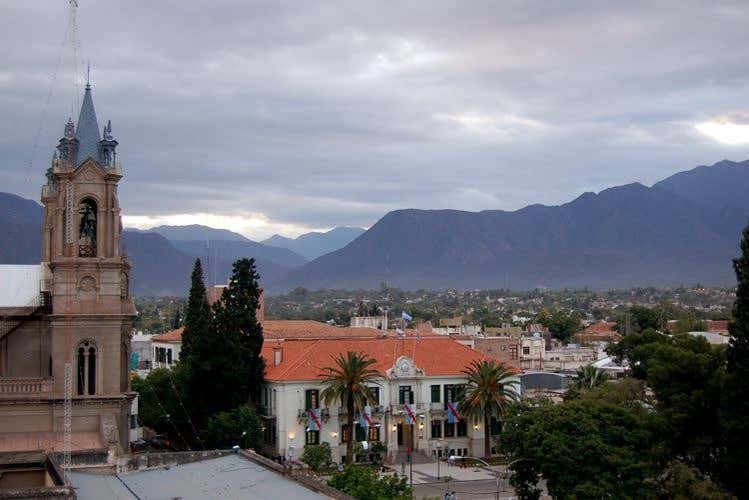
top-left (180, 259), bottom-right (211, 363)
top-left (212, 258), bottom-right (265, 406)
top-left (721, 222), bottom-right (749, 496)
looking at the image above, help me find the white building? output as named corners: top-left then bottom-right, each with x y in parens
top-left (259, 336), bottom-right (519, 464)
top-left (151, 329), bottom-right (182, 369)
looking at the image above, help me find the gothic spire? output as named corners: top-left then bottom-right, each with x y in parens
top-left (74, 83), bottom-right (101, 165)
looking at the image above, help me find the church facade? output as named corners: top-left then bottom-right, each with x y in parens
top-left (0, 83), bottom-right (135, 458)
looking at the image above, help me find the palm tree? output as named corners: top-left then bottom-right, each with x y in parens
top-left (320, 351), bottom-right (381, 464)
top-left (458, 360), bottom-right (519, 458)
top-left (572, 365), bottom-right (609, 391)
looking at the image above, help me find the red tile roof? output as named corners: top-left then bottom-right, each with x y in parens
top-left (706, 320), bottom-right (729, 333)
top-left (152, 328), bottom-right (184, 343)
top-left (262, 337), bottom-right (494, 382)
top-left (581, 321), bottom-right (618, 335)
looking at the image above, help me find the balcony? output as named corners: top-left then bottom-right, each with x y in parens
top-left (429, 402), bottom-right (445, 412)
top-left (391, 403), bottom-right (427, 416)
top-left (0, 377), bottom-right (54, 397)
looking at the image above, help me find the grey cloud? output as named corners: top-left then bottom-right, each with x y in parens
top-left (2, 0), bottom-right (749, 236)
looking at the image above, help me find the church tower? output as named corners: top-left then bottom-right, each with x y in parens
top-left (41, 81), bottom-right (136, 454)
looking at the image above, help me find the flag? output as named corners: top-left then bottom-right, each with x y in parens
top-left (396, 328), bottom-right (405, 338)
top-left (359, 405), bottom-right (372, 428)
top-left (447, 401), bottom-right (460, 424)
top-left (307, 408), bottom-right (322, 431)
top-left (404, 403), bottom-right (416, 425)
top-left (401, 311), bottom-right (413, 322)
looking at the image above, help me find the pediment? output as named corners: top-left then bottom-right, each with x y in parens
top-left (389, 356), bottom-right (424, 378)
top-left (73, 158), bottom-right (106, 183)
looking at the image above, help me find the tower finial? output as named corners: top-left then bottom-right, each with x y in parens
top-left (86, 61), bottom-right (90, 88)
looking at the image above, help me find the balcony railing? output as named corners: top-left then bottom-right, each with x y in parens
top-left (0, 377), bottom-right (54, 396)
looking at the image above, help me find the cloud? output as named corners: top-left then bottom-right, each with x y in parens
top-left (695, 113), bottom-right (749, 146)
top-left (1, 0), bottom-right (749, 241)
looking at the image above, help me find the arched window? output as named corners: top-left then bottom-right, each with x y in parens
top-left (76, 341), bottom-right (97, 395)
top-left (78, 198), bottom-right (97, 257)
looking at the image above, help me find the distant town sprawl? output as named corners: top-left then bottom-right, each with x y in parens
top-left (134, 285), bottom-right (734, 336)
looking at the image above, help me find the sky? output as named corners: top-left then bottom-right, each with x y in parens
top-left (2, 1), bottom-right (749, 240)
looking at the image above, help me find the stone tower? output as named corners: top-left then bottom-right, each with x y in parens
top-left (40, 82), bottom-right (136, 454)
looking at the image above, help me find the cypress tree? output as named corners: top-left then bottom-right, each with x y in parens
top-left (180, 259), bottom-right (211, 364)
top-left (212, 258), bottom-right (265, 407)
top-left (722, 221), bottom-right (749, 495)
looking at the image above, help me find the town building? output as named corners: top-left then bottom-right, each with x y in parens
top-left (259, 336), bottom-right (517, 464)
top-left (151, 329), bottom-right (182, 370)
top-left (0, 82), bottom-right (135, 458)
top-left (576, 321), bottom-right (620, 344)
top-left (473, 337), bottom-right (520, 369)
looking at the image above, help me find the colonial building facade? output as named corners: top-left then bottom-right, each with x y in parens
top-left (260, 337), bottom-right (519, 464)
top-left (0, 83), bottom-right (135, 456)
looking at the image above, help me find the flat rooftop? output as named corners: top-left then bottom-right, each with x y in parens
top-left (70, 454), bottom-right (326, 500)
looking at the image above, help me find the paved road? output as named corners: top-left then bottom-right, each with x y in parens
top-left (413, 478), bottom-right (515, 500)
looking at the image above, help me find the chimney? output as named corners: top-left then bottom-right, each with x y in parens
top-left (273, 346), bottom-right (283, 366)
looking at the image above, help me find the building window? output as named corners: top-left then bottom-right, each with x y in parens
top-left (444, 385), bottom-right (464, 409)
top-left (305, 389), bottom-right (319, 409)
top-left (355, 424), bottom-right (366, 442)
top-left (76, 341), bottom-right (97, 395)
top-left (367, 386), bottom-right (380, 406)
top-left (430, 385), bottom-right (441, 403)
top-left (431, 419), bottom-right (442, 438)
top-left (444, 422), bottom-right (455, 437)
top-left (306, 430), bottom-right (319, 445)
top-left (167, 348), bottom-right (173, 364)
top-left (398, 385), bottom-right (413, 404)
top-left (130, 415), bottom-right (137, 429)
top-left (457, 420), bottom-right (467, 437)
top-left (490, 417), bottom-right (502, 436)
top-left (369, 426), bottom-right (380, 442)
top-left (522, 346), bottom-right (530, 355)
top-left (341, 424), bottom-right (350, 443)
top-left (509, 345), bottom-right (518, 360)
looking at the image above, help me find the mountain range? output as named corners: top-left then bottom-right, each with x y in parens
top-left (262, 226), bottom-right (366, 260)
top-left (271, 159), bottom-right (749, 292)
top-left (2, 159), bottom-right (748, 294)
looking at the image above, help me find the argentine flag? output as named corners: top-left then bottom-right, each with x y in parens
top-left (401, 311), bottom-right (413, 322)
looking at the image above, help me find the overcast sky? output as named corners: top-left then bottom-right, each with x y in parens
top-left (2, 1), bottom-right (749, 239)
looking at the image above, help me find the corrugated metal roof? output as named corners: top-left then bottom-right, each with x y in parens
top-left (71, 454), bottom-right (325, 500)
top-left (0, 265), bottom-right (41, 307)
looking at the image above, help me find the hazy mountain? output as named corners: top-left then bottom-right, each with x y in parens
top-left (145, 224), bottom-right (250, 242)
top-left (270, 160), bottom-right (749, 292)
top-left (262, 226), bottom-right (366, 260)
top-left (170, 239), bottom-right (306, 269)
top-left (0, 195), bottom-right (296, 295)
top-left (654, 159), bottom-right (749, 211)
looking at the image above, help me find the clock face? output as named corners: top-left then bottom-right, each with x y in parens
top-left (397, 358), bottom-right (412, 373)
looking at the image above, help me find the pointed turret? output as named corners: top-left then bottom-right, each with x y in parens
top-left (74, 83), bottom-right (101, 165)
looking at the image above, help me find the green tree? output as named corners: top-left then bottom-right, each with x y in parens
top-left (212, 258), bottom-right (265, 405)
top-left (566, 365), bottom-right (609, 399)
top-left (627, 305), bottom-right (662, 333)
top-left (458, 359), bottom-right (519, 457)
top-left (301, 442), bottom-right (333, 472)
top-left (658, 462), bottom-right (733, 500)
top-left (320, 352), bottom-right (381, 465)
top-left (204, 404), bottom-right (262, 450)
top-left (500, 399), bottom-right (656, 499)
top-left (328, 465), bottom-right (411, 500)
top-left (133, 367), bottom-right (195, 449)
top-left (180, 259), bottom-right (211, 365)
top-left (540, 310), bottom-right (581, 343)
top-left (721, 220), bottom-right (749, 496)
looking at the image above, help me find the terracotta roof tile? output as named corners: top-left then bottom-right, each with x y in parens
top-left (152, 328), bottom-right (184, 343)
top-left (262, 337), bottom-right (498, 382)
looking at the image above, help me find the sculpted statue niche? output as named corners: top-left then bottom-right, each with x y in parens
top-left (78, 198), bottom-right (97, 257)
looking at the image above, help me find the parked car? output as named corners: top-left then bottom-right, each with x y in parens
top-left (130, 439), bottom-right (149, 452)
top-left (147, 434), bottom-right (172, 450)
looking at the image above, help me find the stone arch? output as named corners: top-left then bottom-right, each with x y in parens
top-left (78, 197), bottom-right (98, 257)
top-left (76, 339), bottom-right (98, 395)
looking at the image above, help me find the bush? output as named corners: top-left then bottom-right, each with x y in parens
top-left (328, 465), bottom-right (411, 500)
top-left (301, 442), bottom-right (332, 471)
top-left (204, 404), bottom-right (261, 449)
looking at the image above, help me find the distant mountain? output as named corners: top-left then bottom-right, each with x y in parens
top-left (654, 159), bottom-right (749, 211)
top-left (270, 160), bottom-right (749, 292)
top-left (145, 224), bottom-right (250, 242)
top-left (170, 239), bottom-right (306, 269)
top-left (262, 226), bottom-right (366, 260)
top-left (0, 195), bottom-right (297, 295)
